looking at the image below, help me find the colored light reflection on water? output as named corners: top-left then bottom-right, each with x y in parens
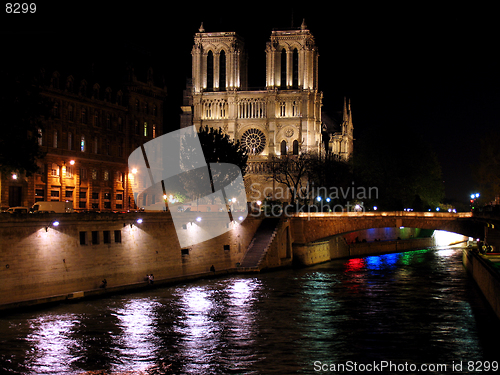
top-left (1, 248), bottom-right (500, 374)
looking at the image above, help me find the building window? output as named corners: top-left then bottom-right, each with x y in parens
top-left (116, 193), bottom-right (123, 200)
top-left (80, 231), bottom-right (87, 245)
top-left (80, 168), bottom-right (87, 180)
top-left (91, 231), bottom-right (99, 245)
top-left (103, 231), bottom-right (111, 244)
top-left (80, 135), bottom-right (85, 152)
top-left (94, 112), bottom-right (99, 127)
top-left (53, 102), bottom-right (60, 118)
top-left (153, 105), bottom-right (157, 117)
top-left (118, 117), bottom-right (123, 132)
top-left (65, 190), bottom-right (73, 198)
top-left (144, 122), bottom-right (148, 137)
top-left (106, 114), bottom-right (111, 129)
top-left (35, 189), bottom-right (44, 201)
top-left (94, 137), bottom-right (98, 154)
top-left (68, 132), bottom-right (73, 150)
top-left (37, 128), bottom-right (42, 146)
top-left (293, 139), bottom-right (299, 155)
top-left (81, 108), bottom-right (87, 124)
top-left (79, 190), bottom-right (87, 199)
top-left (92, 169), bottom-right (98, 180)
top-left (114, 230), bottom-right (121, 243)
top-left (68, 104), bottom-right (74, 122)
top-left (53, 130), bottom-right (58, 148)
top-left (181, 248), bottom-right (190, 256)
top-left (51, 190), bottom-right (59, 198)
top-left (135, 120), bottom-right (139, 135)
top-left (292, 48), bottom-right (299, 89)
top-left (281, 140), bottom-right (287, 156)
top-left (135, 99), bottom-right (140, 112)
top-left (219, 50), bottom-right (226, 91)
top-left (66, 166), bottom-right (73, 178)
top-left (103, 170), bottom-right (109, 181)
top-left (206, 50), bottom-right (214, 91)
top-left (280, 49), bottom-right (287, 88)
top-left (51, 163), bottom-right (59, 176)
top-left (92, 192), bottom-right (99, 199)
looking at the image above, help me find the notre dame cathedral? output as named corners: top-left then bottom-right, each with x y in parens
top-left (181, 20), bottom-right (354, 201)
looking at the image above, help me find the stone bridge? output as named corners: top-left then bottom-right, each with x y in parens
top-left (289, 211), bottom-right (484, 245)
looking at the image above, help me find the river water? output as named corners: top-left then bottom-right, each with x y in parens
top-left (1, 248), bottom-right (499, 374)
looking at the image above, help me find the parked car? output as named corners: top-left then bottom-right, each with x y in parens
top-left (7, 206), bottom-right (29, 214)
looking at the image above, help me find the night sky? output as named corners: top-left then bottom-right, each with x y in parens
top-left (2, 3), bottom-right (499, 203)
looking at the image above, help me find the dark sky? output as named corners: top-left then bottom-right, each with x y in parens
top-left (2, 3), bottom-right (499, 202)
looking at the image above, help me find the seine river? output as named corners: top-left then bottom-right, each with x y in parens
top-left (1, 248), bottom-right (499, 374)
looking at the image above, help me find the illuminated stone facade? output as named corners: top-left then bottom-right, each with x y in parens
top-left (0, 67), bottom-right (167, 211)
top-left (183, 21), bottom-right (354, 201)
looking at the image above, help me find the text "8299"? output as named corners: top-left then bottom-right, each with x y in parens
top-left (6, 3), bottom-right (36, 13)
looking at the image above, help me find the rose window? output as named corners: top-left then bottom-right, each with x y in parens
top-left (241, 128), bottom-right (266, 154)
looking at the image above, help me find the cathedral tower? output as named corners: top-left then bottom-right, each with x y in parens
top-left (191, 23), bottom-right (247, 93)
top-left (265, 20), bottom-right (318, 90)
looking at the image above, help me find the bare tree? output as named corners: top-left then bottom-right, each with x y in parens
top-left (269, 151), bottom-right (318, 206)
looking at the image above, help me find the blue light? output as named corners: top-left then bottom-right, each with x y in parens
top-left (136, 218), bottom-right (143, 224)
top-left (326, 197), bottom-right (331, 203)
top-left (52, 221), bottom-right (59, 227)
top-left (316, 196), bottom-right (322, 202)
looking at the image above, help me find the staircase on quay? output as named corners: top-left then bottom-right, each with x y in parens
top-left (239, 218), bottom-right (281, 269)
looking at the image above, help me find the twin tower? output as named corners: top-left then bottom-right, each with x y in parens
top-left (184, 20), bottom-right (352, 165)
top-left (192, 20), bottom-right (318, 93)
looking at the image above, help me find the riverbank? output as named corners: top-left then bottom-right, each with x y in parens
top-left (1, 238), bottom-right (439, 313)
top-left (463, 249), bottom-right (500, 320)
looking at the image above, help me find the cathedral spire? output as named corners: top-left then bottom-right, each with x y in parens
top-left (343, 96), bottom-right (348, 123)
top-left (199, 22), bottom-right (205, 33)
top-left (301, 19), bottom-right (307, 30)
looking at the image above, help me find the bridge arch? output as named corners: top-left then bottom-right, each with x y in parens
top-left (289, 212), bottom-right (483, 245)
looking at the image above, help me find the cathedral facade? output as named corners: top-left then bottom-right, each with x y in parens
top-left (182, 21), bottom-right (353, 201)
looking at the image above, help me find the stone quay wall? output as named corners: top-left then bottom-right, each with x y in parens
top-left (0, 212), bottom-right (262, 309)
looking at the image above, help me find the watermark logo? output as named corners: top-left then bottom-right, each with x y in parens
top-left (248, 182), bottom-right (379, 218)
top-left (128, 126), bottom-right (248, 247)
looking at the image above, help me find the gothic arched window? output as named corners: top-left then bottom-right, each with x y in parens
top-left (280, 49), bottom-right (287, 89)
top-left (293, 140), bottom-right (299, 155)
top-left (281, 140), bottom-right (287, 156)
top-left (219, 50), bottom-right (226, 91)
top-left (292, 48), bottom-right (299, 89)
top-left (206, 51), bottom-right (214, 92)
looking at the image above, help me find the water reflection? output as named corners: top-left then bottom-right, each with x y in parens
top-left (1, 248), bottom-right (499, 374)
top-left (112, 298), bottom-right (160, 373)
top-left (25, 314), bottom-right (77, 374)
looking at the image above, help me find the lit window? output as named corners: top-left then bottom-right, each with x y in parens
top-left (152, 124), bottom-right (156, 138)
top-left (144, 122), bottom-right (148, 137)
top-left (103, 170), bottom-right (109, 181)
top-left (80, 135), bottom-right (85, 152)
top-left (37, 128), bottom-right (42, 146)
